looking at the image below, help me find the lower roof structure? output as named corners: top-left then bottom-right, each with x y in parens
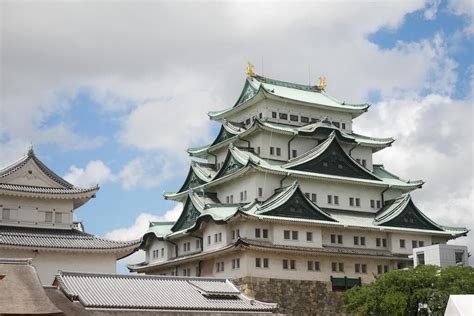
top-left (54, 271), bottom-right (277, 313)
top-left (0, 225), bottom-right (140, 256)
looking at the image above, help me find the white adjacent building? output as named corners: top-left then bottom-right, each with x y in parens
top-left (413, 244), bottom-right (469, 268)
top-left (129, 66), bottom-right (468, 314)
top-left (0, 148), bottom-right (139, 285)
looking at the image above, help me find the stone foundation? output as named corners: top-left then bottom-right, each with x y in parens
top-left (234, 277), bottom-right (346, 316)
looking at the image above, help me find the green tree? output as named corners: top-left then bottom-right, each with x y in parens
top-left (342, 265), bottom-right (474, 315)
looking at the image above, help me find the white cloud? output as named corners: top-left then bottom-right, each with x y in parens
top-left (448, 0), bottom-right (474, 36)
top-left (117, 156), bottom-right (175, 190)
top-left (104, 204), bottom-right (183, 270)
top-left (356, 93), bottom-right (473, 253)
top-left (424, 0), bottom-right (442, 20)
top-left (64, 160), bottom-right (114, 187)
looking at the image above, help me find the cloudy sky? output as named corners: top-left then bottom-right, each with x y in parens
top-left (1, 0), bottom-right (473, 270)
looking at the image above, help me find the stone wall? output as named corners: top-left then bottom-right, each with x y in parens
top-left (234, 277), bottom-right (346, 316)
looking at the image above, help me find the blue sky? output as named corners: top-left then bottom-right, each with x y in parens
top-left (1, 0), bottom-right (473, 269)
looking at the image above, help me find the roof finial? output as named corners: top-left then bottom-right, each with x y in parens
top-left (246, 62), bottom-right (256, 77)
top-left (26, 143), bottom-right (34, 157)
top-left (317, 76), bottom-right (327, 90)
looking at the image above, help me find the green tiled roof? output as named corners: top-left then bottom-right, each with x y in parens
top-left (208, 75), bottom-right (369, 120)
top-left (187, 118), bottom-right (394, 158)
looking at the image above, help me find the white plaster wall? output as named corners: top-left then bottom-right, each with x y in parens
top-left (0, 195), bottom-right (74, 229)
top-left (202, 224), bottom-right (231, 252)
top-left (273, 222), bottom-right (323, 248)
top-left (148, 239), bottom-right (173, 263)
top-left (389, 233), bottom-right (432, 255)
top-left (226, 99), bottom-right (354, 132)
top-left (321, 228), bottom-right (389, 250)
top-left (413, 244), bottom-right (468, 268)
top-left (0, 248), bottom-right (116, 285)
top-left (215, 172), bottom-right (260, 203)
top-left (341, 144), bottom-right (374, 171)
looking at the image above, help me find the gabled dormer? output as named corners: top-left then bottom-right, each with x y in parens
top-left (284, 132), bottom-right (379, 180)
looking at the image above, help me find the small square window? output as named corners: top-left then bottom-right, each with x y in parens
top-left (362, 264), bottom-right (367, 273)
top-left (361, 237), bottom-right (366, 246)
top-left (355, 263), bottom-right (360, 273)
top-left (256, 258), bottom-right (261, 268)
top-left (400, 239), bottom-right (406, 248)
top-left (276, 147), bottom-right (281, 156)
top-left (349, 197), bottom-right (354, 206)
top-left (328, 195), bottom-right (332, 204)
top-left (333, 122), bottom-right (340, 128)
top-left (263, 258), bottom-right (269, 268)
top-left (290, 260), bottom-right (296, 270)
top-left (419, 241), bottom-right (424, 247)
top-left (384, 265), bottom-right (389, 273)
top-left (330, 234), bottom-right (336, 243)
top-left (334, 196), bottom-right (339, 205)
top-left (2, 208), bottom-right (10, 220)
top-left (332, 262), bottom-right (337, 272)
top-left (382, 238), bottom-right (387, 247)
top-left (306, 232), bottom-right (313, 242)
top-left (207, 235), bottom-right (211, 244)
top-left (354, 236), bottom-right (359, 245)
top-left (338, 263), bottom-right (344, 272)
top-left (311, 193), bottom-right (317, 203)
top-left (377, 200), bottom-right (382, 208)
top-left (412, 240), bottom-right (417, 249)
top-left (292, 149), bottom-right (297, 158)
top-left (292, 231), bottom-right (298, 240)
top-left (342, 123), bottom-right (346, 129)
top-left (355, 198), bottom-right (360, 207)
top-left (255, 228), bottom-right (261, 238)
top-left (301, 116), bottom-right (309, 123)
top-left (308, 261), bottom-right (313, 271)
top-left (279, 113), bottom-right (288, 120)
top-left (283, 259), bottom-right (288, 269)
top-left (337, 235), bottom-right (343, 244)
top-left (376, 238), bottom-right (381, 247)
top-left (45, 211), bottom-right (52, 223)
top-left (314, 261), bottom-right (320, 271)
top-left (290, 114), bottom-right (299, 122)
top-left (258, 187), bottom-right (263, 197)
top-left (270, 147), bottom-right (274, 155)
top-left (272, 112), bottom-right (277, 118)
top-left (284, 230), bottom-right (290, 240)
top-left (263, 229), bottom-right (268, 238)
top-left (370, 200), bottom-right (375, 208)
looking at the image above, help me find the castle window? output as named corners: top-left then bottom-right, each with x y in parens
top-left (376, 238), bottom-right (381, 247)
top-left (311, 118), bottom-right (319, 123)
top-left (334, 196), bottom-right (339, 205)
top-left (258, 187), bottom-right (263, 197)
top-left (377, 265), bottom-right (382, 274)
top-left (301, 116), bottom-right (309, 123)
top-left (279, 113), bottom-right (288, 120)
top-left (255, 228), bottom-right (261, 238)
top-left (290, 114), bottom-right (299, 122)
top-left (305, 192), bottom-right (310, 199)
top-left (232, 258), bottom-right (240, 269)
top-left (306, 232), bottom-right (313, 242)
top-left (333, 122), bottom-right (340, 128)
top-left (400, 239), bottom-right (406, 248)
top-left (292, 231), bottom-right (298, 240)
top-left (272, 112), bottom-right (277, 118)
top-left (161, 248), bottom-right (164, 257)
top-left (45, 211), bottom-right (53, 223)
top-left (360, 237), bottom-right (366, 246)
top-left (276, 147), bottom-right (281, 156)
top-left (259, 113), bottom-right (263, 119)
top-left (355, 198), bottom-right (360, 207)
top-left (311, 193), bottom-right (317, 203)
top-left (355, 263), bottom-right (360, 273)
top-left (292, 149), bottom-right (297, 158)
top-left (290, 260), bottom-right (296, 270)
top-left (328, 195), bottom-right (333, 204)
top-left (412, 240), bottom-right (417, 249)
top-left (419, 241), bottom-right (424, 247)
top-left (55, 212), bottom-right (62, 224)
top-left (256, 258), bottom-right (261, 268)
top-left (196, 239), bottom-right (200, 249)
top-left (284, 230), bottom-right (290, 240)
top-left (384, 265), bottom-right (389, 273)
top-left (230, 195), bottom-right (233, 203)
top-left (2, 208), bottom-right (10, 220)
top-left (218, 232), bottom-right (222, 242)
top-left (362, 160), bottom-right (367, 167)
top-left (263, 229), bottom-right (268, 238)
top-left (263, 258), bottom-right (269, 268)
top-left (354, 236), bottom-right (359, 245)
top-left (214, 234), bottom-right (218, 243)
top-left (270, 147), bottom-right (274, 155)
top-left (370, 200), bottom-right (375, 208)
top-left (207, 236), bottom-right (211, 245)
top-left (337, 235), bottom-right (343, 244)
top-left (339, 263), bottom-right (344, 272)
top-left (382, 238), bottom-right (387, 247)
top-left (330, 234), bottom-right (336, 243)
top-left (349, 197), bottom-right (354, 206)
top-left (342, 123), bottom-right (346, 129)
top-left (332, 262), bottom-right (344, 272)
top-left (377, 200), bottom-right (382, 208)
top-left (308, 261), bottom-right (320, 271)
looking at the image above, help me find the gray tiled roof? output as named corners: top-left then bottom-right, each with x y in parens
top-left (55, 271), bottom-right (277, 312)
top-left (0, 183), bottom-right (98, 195)
top-left (0, 225), bottom-right (140, 250)
top-left (238, 238), bottom-right (410, 259)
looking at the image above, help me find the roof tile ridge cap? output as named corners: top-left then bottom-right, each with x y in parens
top-left (321, 90), bottom-right (369, 107)
top-left (0, 153), bottom-right (30, 178)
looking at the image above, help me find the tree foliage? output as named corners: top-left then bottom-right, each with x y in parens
top-left (342, 265), bottom-right (474, 315)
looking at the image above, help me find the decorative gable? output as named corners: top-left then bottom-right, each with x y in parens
top-left (213, 152), bottom-right (244, 180)
top-left (171, 198), bottom-right (201, 232)
top-left (211, 126), bottom-right (237, 146)
top-left (287, 137), bottom-right (379, 180)
top-left (379, 198), bottom-right (442, 231)
top-left (234, 79), bottom-right (257, 106)
top-left (261, 185), bottom-right (336, 222)
top-left (178, 166), bottom-right (207, 193)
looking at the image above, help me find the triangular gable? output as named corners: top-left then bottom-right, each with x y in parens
top-left (211, 124), bottom-right (239, 146)
top-left (286, 134), bottom-right (379, 180)
top-left (233, 78), bottom-right (258, 107)
top-left (171, 197), bottom-right (201, 232)
top-left (259, 183), bottom-right (336, 222)
top-left (376, 195), bottom-right (443, 231)
top-left (0, 149), bottom-right (74, 188)
top-left (213, 150), bottom-right (244, 180)
top-left (177, 165), bottom-right (208, 193)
